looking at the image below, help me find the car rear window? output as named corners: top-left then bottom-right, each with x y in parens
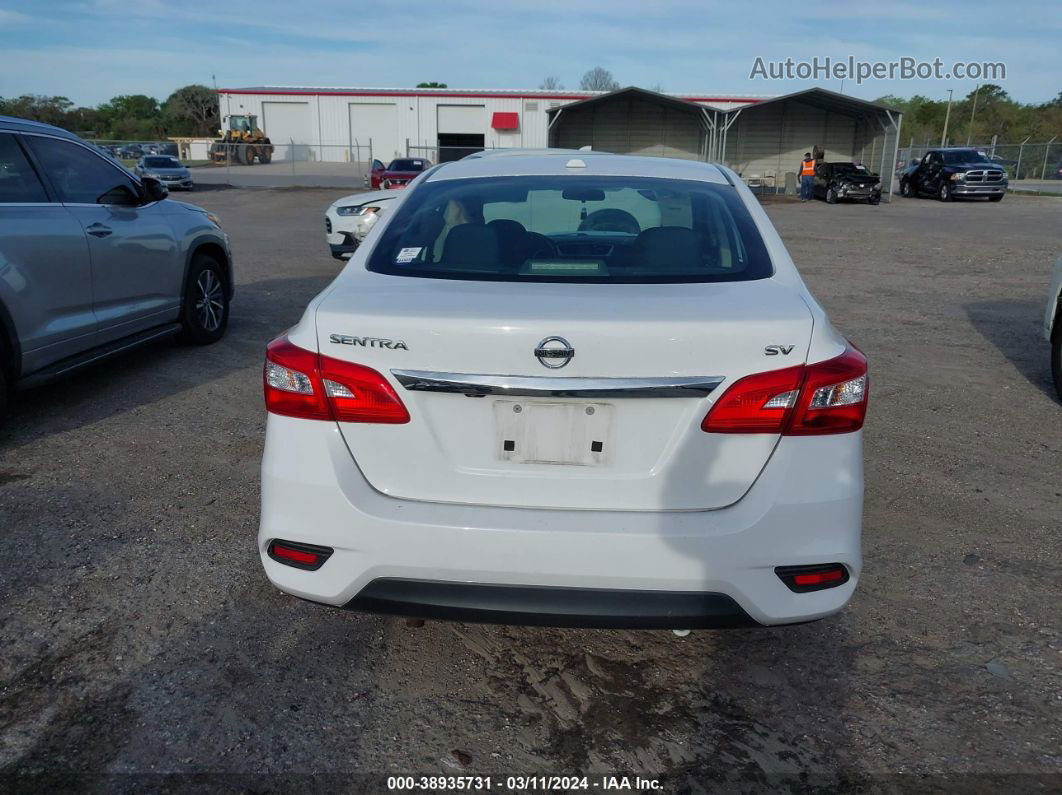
top-left (387, 159), bottom-right (427, 171)
top-left (365, 175), bottom-right (773, 284)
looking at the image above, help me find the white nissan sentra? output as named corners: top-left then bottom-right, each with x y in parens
top-left (259, 152), bottom-right (868, 629)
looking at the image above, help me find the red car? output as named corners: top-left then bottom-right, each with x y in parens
top-left (378, 157), bottom-right (432, 189)
top-left (366, 159), bottom-right (386, 189)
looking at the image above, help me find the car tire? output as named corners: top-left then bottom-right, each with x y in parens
top-left (1053, 325), bottom-right (1062, 402)
top-left (826, 187), bottom-right (838, 204)
top-left (0, 364), bottom-right (8, 424)
top-left (989, 194), bottom-right (1003, 202)
top-left (901, 179), bottom-right (914, 198)
top-left (938, 182), bottom-right (953, 202)
top-left (868, 196), bottom-right (880, 205)
top-left (178, 254), bottom-right (230, 345)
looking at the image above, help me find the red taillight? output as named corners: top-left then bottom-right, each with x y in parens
top-left (702, 345), bottom-right (868, 435)
top-left (268, 539), bottom-right (334, 571)
top-left (263, 336), bottom-right (410, 423)
top-left (700, 365), bottom-right (804, 433)
top-left (793, 569), bottom-right (844, 586)
top-left (786, 345), bottom-right (869, 436)
top-left (775, 564), bottom-right (850, 592)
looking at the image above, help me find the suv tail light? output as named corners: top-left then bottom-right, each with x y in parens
top-left (702, 345), bottom-right (867, 435)
top-left (264, 336), bottom-right (410, 423)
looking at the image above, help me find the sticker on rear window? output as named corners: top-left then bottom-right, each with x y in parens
top-left (395, 247), bottom-right (422, 263)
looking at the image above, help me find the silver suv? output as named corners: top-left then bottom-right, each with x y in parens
top-left (0, 116), bottom-right (233, 421)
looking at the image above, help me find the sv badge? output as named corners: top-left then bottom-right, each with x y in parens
top-left (764, 345), bottom-right (795, 356)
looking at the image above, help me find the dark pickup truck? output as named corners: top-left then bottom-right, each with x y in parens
top-left (900, 148), bottom-right (1007, 202)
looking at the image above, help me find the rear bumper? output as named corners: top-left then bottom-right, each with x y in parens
top-left (259, 415), bottom-right (863, 627)
top-left (342, 579), bottom-right (757, 628)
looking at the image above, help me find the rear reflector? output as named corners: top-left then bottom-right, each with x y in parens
top-left (264, 336), bottom-right (410, 423)
top-left (267, 539), bottom-right (334, 571)
top-left (775, 564), bottom-right (850, 593)
top-left (702, 344), bottom-right (868, 435)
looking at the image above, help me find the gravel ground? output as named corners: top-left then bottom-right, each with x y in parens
top-left (1, 186), bottom-right (1060, 793)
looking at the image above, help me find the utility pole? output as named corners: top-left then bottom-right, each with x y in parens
top-left (966, 84), bottom-right (979, 145)
top-left (940, 89), bottom-right (954, 147)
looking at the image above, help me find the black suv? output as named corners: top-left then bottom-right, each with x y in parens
top-left (900, 148), bottom-right (1007, 202)
top-left (814, 162), bottom-right (882, 205)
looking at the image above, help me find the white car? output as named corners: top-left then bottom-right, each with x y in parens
top-left (1045, 254), bottom-right (1062, 399)
top-left (261, 153), bottom-right (869, 628)
top-left (324, 188), bottom-right (401, 259)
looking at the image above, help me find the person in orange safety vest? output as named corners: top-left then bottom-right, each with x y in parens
top-left (799, 152), bottom-right (816, 202)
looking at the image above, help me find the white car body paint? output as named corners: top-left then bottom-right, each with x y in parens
top-left (324, 188), bottom-right (402, 256)
top-left (263, 153), bottom-right (865, 627)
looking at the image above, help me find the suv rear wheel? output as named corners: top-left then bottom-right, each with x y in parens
top-left (179, 253), bottom-right (230, 345)
top-left (1052, 319), bottom-right (1062, 401)
top-left (901, 179), bottom-right (914, 198)
top-left (0, 364), bottom-right (8, 423)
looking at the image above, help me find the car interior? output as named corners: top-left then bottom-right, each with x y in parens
top-left (373, 180), bottom-right (763, 282)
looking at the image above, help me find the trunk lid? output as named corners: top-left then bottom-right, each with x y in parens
top-left (316, 274), bottom-right (813, 511)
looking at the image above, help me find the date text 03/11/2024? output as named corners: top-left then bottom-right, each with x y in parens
top-left (385, 774), bottom-right (663, 791)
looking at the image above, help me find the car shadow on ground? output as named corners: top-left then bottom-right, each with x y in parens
top-left (964, 298), bottom-right (1056, 401)
top-left (176, 183), bottom-right (235, 193)
top-left (0, 275), bottom-right (333, 449)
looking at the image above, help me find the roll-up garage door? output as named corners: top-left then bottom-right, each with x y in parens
top-left (349, 103), bottom-right (399, 161)
top-left (262, 102), bottom-right (312, 161)
top-left (437, 105), bottom-right (485, 134)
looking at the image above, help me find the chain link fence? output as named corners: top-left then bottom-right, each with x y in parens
top-left (89, 138), bottom-right (381, 190)
top-left (89, 137), bottom-right (1062, 193)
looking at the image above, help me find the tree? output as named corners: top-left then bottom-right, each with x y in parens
top-left (0, 94), bottom-right (74, 126)
top-left (97, 94), bottom-right (162, 139)
top-left (579, 67), bottom-right (619, 92)
top-left (416, 82), bottom-right (447, 88)
top-left (162, 84), bottom-right (219, 137)
top-left (539, 76), bottom-right (564, 90)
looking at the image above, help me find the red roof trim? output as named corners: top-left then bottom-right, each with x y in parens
top-left (216, 88), bottom-right (764, 105)
top-left (218, 89), bottom-right (591, 101)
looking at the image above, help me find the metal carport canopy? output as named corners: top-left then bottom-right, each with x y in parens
top-left (546, 86), bottom-right (726, 161)
top-left (706, 88), bottom-right (904, 199)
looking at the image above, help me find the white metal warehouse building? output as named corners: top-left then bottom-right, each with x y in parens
top-left (216, 85), bottom-right (760, 162)
top-left (216, 85), bottom-right (902, 195)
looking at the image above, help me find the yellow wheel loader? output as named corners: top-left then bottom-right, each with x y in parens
top-left (209, 115), bottom-right (274, 165)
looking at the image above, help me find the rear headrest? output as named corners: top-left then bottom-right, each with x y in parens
top-left (487, 219), bottom-right (528, 265)
top-left (487, 218), bottom-right (526, 240)
top-left (440, 223), bottom-right (499, 266)
top-left (631, 226), bottom-right (701, 268)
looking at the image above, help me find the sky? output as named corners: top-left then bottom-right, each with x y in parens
top-left (1, 0), bottom-right (1059, 107)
